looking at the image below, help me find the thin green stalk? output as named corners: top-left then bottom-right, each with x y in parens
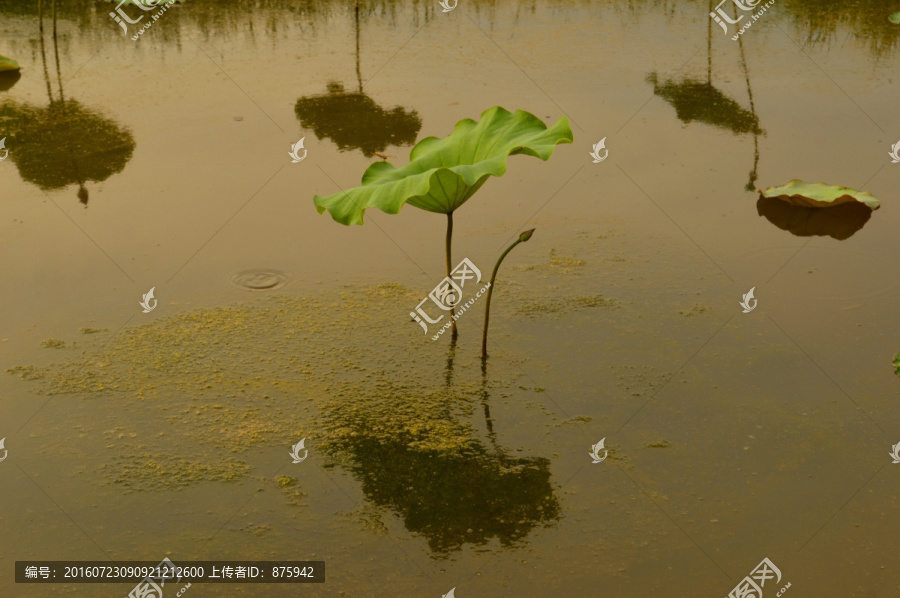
top-left (39, 0), bottom-right (44, 33)
top-left (446, 211), bottom-right (457, 339)
top-left (481, 229), bottom-right (534, 360)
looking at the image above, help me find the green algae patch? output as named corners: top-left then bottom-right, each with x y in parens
top-left (516, 294), bottom-right (615, 317)
top-left (239, 523), bottom-right (272, 537)
top-left (13, 284), bottom-right (540, 497)
top-left (41, 338), bottom-right (67, 349)
top-left (2, 238), bottom-right (670, 554)
top-left (104, 453), bottom-right (252, 491)
top-left (645, 440), bottom-right (671, 448)
top-left (276, 476), bottom-right (297, 488)
top-left (7, 365), bottom-right (43, 380)
top-left (340, 505), bottom-right (390, 536)
top-left (550, 255), bottom-right (585, 268)
top-left (11, 267), bottom-right (622, 557)
top-left (569, 295), bottom-right (614, 308)
top-left (679, 304), bottom-right (710, 317)
top-left (520, 250), bottom-right (586, 274)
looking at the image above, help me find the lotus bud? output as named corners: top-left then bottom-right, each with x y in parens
top-left (519, 229), bottom-right (535, 243)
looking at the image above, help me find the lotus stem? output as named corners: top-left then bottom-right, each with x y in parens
top-left (446, 211), bottom-right (457, 339)
top-left (39, 0), bottom-right (44, 33)
top-left (706, 0), bottom-right (712, 85)
top-left (52, 0), bottom-right (57, 38)
top-left (481, 229), bottom-right (534, 360)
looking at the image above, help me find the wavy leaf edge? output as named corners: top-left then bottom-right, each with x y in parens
top-left (759, 179), bottom-right (881, 210)
top-left (313, 106), bottom-right (573, 225)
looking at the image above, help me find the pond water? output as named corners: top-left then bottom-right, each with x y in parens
top-left (1, 0), bottom-right (899, 596)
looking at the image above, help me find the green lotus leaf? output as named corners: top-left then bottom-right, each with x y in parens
top-left (0, 55), bottom-right (21, 73)
top-left (890, 12), bottom-right (900, 24)
top-left (894, 353), bottom-right (900, 376)
top-left (314, 106), bottom-right (573, 225)
top-left (759, 180), bottom-right (880, 210)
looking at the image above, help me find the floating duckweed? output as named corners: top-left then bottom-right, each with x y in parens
top-left (104, 453), bottom-right (252, 491)
top-left (7, 365), bottom-right (43, 380)
top-left (13, 270), bottom-right (602, 496)
top-left (341, 505), bottom-right (389, 536)
top-left (240, 523), bottom-right (272, 536)
top-left (550, 255), bottom-right (584, 268)
top-left (645, 440), bottom-right (671, 448)
top-left (678, 304), bottom-right (710, 317)
top-left (568, 295), bottom-right (614, 308)
top-left (15, 286), bottom-right (531, 492)
top-left (517, 295), bottom-right (614, 317)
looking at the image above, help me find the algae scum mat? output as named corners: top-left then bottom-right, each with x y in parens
top-left (6, 250), bottom-right (632, 564)
top-left (11, 286), bottom-right (534, 490)
top-left (6, 230), bottom-right (893, 596)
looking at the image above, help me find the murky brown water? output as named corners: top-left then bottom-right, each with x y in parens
top-left (1, 0), bottom-right (899, 596)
